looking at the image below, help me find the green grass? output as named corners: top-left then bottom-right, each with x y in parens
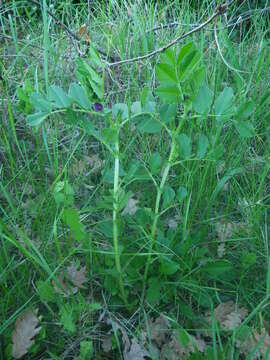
top-left (1, 0), bottom-right (270, 359)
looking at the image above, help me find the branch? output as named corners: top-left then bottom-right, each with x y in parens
top-left (146, 21), bottom-right (185, 33)
top-left (146, 5), bottom-right (270, 35)
top-left (26, 0), bottom-right (83, 41)
top-left (24, 0), bottom-right (118, 61)
top-left (107, 4), bottom-right (227, 67)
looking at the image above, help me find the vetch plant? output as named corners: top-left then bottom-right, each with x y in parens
top-left (26, 45), bottom-right (130, 306)
top-left (24, 41), bottom-right (255, 309)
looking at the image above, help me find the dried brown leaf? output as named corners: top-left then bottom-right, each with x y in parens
top-left (123, 338), bottom-right (150, 360)
top-left (237, 327), bottom-right (270, 359)
top-left (12, 309), bottom-right (41, 359)
top-left (66, 262), bottom-right (88, 289)
top-left (102, 336), bottom-right (112, 353)
top-left (217, 242), bottom-right (226, 258)
top-left (238, 198), bottom-right (250, 209)
top-left (161, 343), bottom-right (177, 360)
top-left (215, 221), bottom-right (247, 258)
top-left (52, 273), bottom-right (77, 297)
top-left (168, 217), bottom-right (178, 230)
top-left (69, 159), bottom-right (86, 177)
top-left (125, 5), bottom-right (132, 17)
top-left (84, 154), bottom-right (104, 175)
top-left (206, 301), bottom-right (247, 331)
top-left (77, 23), bottom-right (90, 43)
top-left (53, 263), bottom-right (87, 296)
top-left (140, 330), bottom-right (147, 345)
top-left (148, 315), bottom-right (170, 346)
top-left (105, 317), bottom-right (149, 359)
top-left (216, 161), bottom-right (225, 175)
top-left (216, 221), bottom-right (247, 242)
top-left (193, 336), bottom-right (206, 353)
top-left (106, 317), bottom-right (130, 353)
top-left (215, 222), bottom-right (233, 242)
top-left (77, 23), bottom-right (87, 37)
top-left (122, 194), bottom-right (139, 216)
top-left (161, 331), bottom-right (206, 359)
top-left (222, 312), bottom-right (244, 330)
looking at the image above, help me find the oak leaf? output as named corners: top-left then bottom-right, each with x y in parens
top-left (106, 317), bottom-right (130, 353)
top-left (77, 23), bottom-right (90, 43)
top-left (168, 217), bottom-right (178, 229)
top-left (237, 327), bottom-right (270, 359)
top-left (84, 154), bottom-right (104, 175)
top-left (52, 273), bottom-right (77, 297)
top-left (66, 262), bottom-right (88, 289)
top-left (122, 194), bottom-right (139, 216)
top-left (123, 338), bottom-right (150, 360)
top-left (217, 242), bottom-right (226, 258)
top-left (105, 316), bottom-right (149, 359)
top-left (148, 315), bottom-right (170, 346)
top-left (102, 336), bottom-right (112, 353)
top-left (206, 301), bottom-right (247, 331)
top-left (69, 159), bottom-right (86, 177)
top-left (161, 331), bottom-right (206, 359)
top-left (12, 309), bottom-right (41, 359)
top-left (215, 222), bottom-right (233, 241)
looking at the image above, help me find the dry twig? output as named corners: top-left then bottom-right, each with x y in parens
top-left (107, 4), bottom-right (227, 67)
top-left (18, 0), bottom-right (117, 61)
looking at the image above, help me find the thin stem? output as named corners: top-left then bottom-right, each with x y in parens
top-left (113, 132), bottom-right (128, 307)
top-left (140, 113), bottom-right (186, 304)
top-left (140, 139), bottom-right (177, 304)
top-left (42, 0), bottom-right (53, 168)
top-left (107, 6), bottom-right (225, 67)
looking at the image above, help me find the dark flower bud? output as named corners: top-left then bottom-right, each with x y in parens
top-left (93, 102), bottom-right (103, 112)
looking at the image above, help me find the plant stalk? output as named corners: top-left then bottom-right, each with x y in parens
top-left (141, 139), bottom-right (177, 304)
top-left (113, 133), bottom-right (128, 307)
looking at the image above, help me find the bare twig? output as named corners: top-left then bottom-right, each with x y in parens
top-left (107, 4), bottom-right (227, 67)
top-left (146, 21), bottom-right (182, 33)
top-left (26, 0), bottom-right (84, 42)
top-left (146, 6), bottom-right (270, 35)
top-left (20, 0), bottom-right (118, 61)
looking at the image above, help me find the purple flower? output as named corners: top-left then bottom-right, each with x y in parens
top-left (93, 102), bottom-right (103, 112)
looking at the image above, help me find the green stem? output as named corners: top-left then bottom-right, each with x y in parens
top-left (140, 112), bottom-right (186, 304)
top-left (141, 139), bottom-right (177, 304)
top-left (113, 134), bottom-right (128, 307)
